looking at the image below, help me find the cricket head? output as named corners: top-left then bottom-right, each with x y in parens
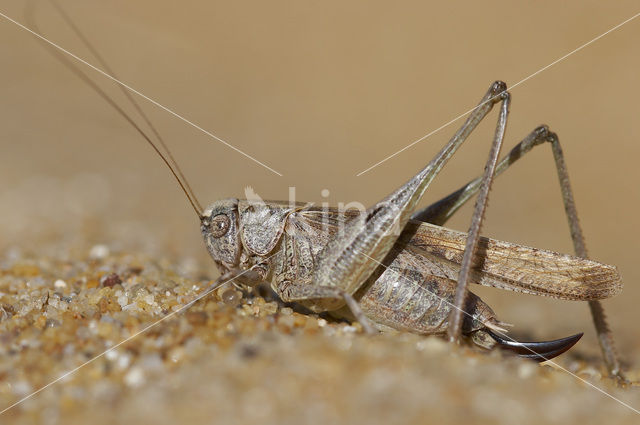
top-left (200, 198), bottom-right (242, 273)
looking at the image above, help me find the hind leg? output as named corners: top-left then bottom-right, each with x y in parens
top-left (413, 125), bottom-right (625, 381)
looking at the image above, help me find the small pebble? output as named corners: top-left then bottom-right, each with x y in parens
top-left (117, 295), bottom-right (129, 307)
top-left (416, 337), bottom-right (447, 354)
top-left (105, 350), bottom-right (118, 361)
top-left (168, 347), bottom-right (186, 363)
top-left (54, 279), bottom-right (67, 289)
top-left (518, 362), bottom-right (537, 379)
top-left (12, 381), bottom-right (32, 397)
top-left (123, 367), bottom-right (145, 387)
top-left (278, 315), bottom-right (295, 329)
top-left (186, 311), bottom-right (208, 326)
top-left (89, 244), bottom-right (110, 259)
top-left (45, 319), bottom-right (61, 328)
top-left (116, 353), bottom-right (132, 371)
top-left (261, 302), bottom-right (278, 316)
top-left (101, 273), bottom-right (122, 288)
top-left (221, 288), bottom-right (242, 306)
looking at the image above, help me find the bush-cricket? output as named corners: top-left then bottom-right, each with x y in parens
top-left (10, 0), bottom-right (629, 383)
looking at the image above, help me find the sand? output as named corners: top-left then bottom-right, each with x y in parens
top-left (1, 1), bottom-right (639, 423)
top-left (0, 240), bottom-right (639, 425)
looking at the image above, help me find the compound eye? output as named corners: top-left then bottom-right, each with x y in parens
top-left (210, 214), bottom-right (230, 238)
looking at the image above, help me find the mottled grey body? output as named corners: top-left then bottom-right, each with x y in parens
top-left (202, 199), bottom-right (620, 340)
top-left (268, 204), bottom-right (497, 335)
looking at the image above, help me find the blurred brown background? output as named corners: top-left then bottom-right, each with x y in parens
top-left (1, 0), bottom-right (639, 381)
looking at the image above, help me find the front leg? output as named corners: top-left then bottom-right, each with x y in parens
top-left (234, 262), bottom-right (270, 287)
top-left (276, 280), bottom-right (377, 334)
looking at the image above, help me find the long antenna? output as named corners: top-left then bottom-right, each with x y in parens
top-left (24, 0), bottom-right (204, 218)
top-left (49, 0), bottom-right (203, 215)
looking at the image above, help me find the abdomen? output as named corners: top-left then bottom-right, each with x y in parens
top-left (354, 249), bottom-right (498, 335)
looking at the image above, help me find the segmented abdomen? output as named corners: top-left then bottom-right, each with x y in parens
top-left (355, 249), bottom-right (497, 335)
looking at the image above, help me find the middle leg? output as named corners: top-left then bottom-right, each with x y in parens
top-left (447, 91), bottom-right (510, 342)
top-left (276, 81), bottom-right (512, 329)
top-left (311, 82), bottom-right (510, 309)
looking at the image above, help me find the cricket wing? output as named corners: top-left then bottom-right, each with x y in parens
top-left (401, 221), bottom-right (622, 301)
top-left (288, 206), bottom-right (361, 239)
top-left (283, 206), bottom-right (362, 254)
